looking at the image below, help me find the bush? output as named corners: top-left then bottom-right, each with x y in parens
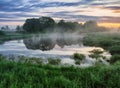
top-left (89, 49), bottom-right (104, 59)
top-left (89, 54), bottom-right (101, 59)
top-left (109, 45), bottom-right (120, 55)
top-left (75, 60), bottom-right (81, 65)
top-left (110, 55), bottom-right (120, 64)
top-left (72, 53), bottom-right (85, 61)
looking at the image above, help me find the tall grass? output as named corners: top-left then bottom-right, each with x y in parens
top-left (83, 32), bottom-right (120, 50)
top-left (0, 56), bottom-right (120, 88)
top-left (83, 32), bottom-right (120, 63)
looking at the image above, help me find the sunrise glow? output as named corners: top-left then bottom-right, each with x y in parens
top-left (98, 23), bottom-right (120, 28)
top-left (0, 0), bottom-right (120, 28)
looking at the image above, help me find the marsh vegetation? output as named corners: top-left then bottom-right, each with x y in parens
top-left (0, 54), bottom-right (120, 88)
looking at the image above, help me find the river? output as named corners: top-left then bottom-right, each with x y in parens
top-left (0, 34), bottom-right (110, 66)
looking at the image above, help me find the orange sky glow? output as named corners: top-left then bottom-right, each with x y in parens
top-left (98, 23), bottom-right (120, 28)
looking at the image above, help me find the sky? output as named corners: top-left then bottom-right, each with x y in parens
top-left (0, 0), bottom-right (120, 28)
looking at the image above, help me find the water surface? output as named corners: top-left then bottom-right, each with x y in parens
top-left (0, 34), bottom-right (110, 66)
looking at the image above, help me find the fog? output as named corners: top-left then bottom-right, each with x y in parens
top-left (23, 33), bottom-right (84, 51)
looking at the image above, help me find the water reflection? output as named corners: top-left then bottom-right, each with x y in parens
top-left (23, 34), bottom-right (83, 51)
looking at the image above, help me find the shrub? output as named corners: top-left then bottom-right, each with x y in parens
top-left (89, 54), bottom-right (102, 59)
top-left (75, 60), bottom-right (81, 65)
top-left (72, 53), bottom-right (85, 61)
top-left (89, 49), bottom-right (104, 59)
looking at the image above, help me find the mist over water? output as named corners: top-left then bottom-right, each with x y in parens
top-left (0, 32), bottom-right (111, 66)
top-left (23, 33), bottom-right (84, 51)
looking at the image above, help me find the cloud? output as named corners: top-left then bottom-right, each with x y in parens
top-left (102, 6), bottom-right (120, 10)
top-left (48, 11), bottom-right (120, 23)
top-left (96, 6), bottom-right (120, 13)
top-left (0, 0), bottom-right (33, 12)
top-left (0, 19), bottom-right (24, 22)
top-left (99, 16), bottom-right (120, 23)
top-left (0, 0), bottom-right (120, 25)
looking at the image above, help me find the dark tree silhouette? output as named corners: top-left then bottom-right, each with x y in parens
top-left (16, 25), bottom-right (22, 32)
top-left (57, 20), bottom-right (81, 32)
top-left (23, 17), bottom-right (55, 33)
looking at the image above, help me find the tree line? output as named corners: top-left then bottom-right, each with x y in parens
top-left (23, 16), bottom-right (106, 33)
top-left (0, 16), bottom-right (108, 33)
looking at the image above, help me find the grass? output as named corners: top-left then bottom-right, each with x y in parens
top-left (83, 32), bottom-right (120, 63)
top-left (1, 55), bottom-right (120, 88)
top-left (109, 45), bottom-right (120, 55)
top-left (110, 55), bottom-right (120, 64)
top-left (83, 32), bottom-right (120, 50)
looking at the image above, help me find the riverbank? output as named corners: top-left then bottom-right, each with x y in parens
top-left (83, 32), bottom-right (120, 50)
top-left (0, 32), bottom-right (32, 44)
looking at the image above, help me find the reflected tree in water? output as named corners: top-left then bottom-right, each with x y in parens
top-left (23, 34), bottom-right (83, 51)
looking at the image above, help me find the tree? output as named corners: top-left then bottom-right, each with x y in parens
top-left (83, 20), bottom-right (98, 28)
top-left (5, 25), bottom-right (9, 30)
top-left (1, 26), bottom-right (10, 31)
top-left (23, 36), bottom-right (55, 51)
top-left (57, 20), bottom-right (81, 32)
top-left (23, 17), bottom-right (55, 33)
top-left (1, 27), bottom-right (5, 31)
top-left (16, 25), bottom-right (22, 32)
